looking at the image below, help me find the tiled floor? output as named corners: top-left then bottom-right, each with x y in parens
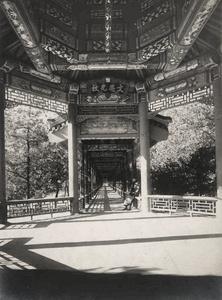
top-left (0, 186), bottom-right (221, 299)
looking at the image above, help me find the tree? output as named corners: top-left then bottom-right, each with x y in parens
top-left (150, 101), bottom-right (216, 196)
top-left (5, 105), bottom-right (68, 199)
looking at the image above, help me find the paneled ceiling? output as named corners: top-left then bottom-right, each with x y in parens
top-left (0, 0), bottom-right (221, 83)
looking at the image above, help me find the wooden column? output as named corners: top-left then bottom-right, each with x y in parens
top-left (137, 84), bottom-right (151, 213)
top-left (0, 71), bottom-right (7, 224)
top-left (68, 85), bottom-right (79, 214)
top-left (213, 72), bottom-right (222, 217)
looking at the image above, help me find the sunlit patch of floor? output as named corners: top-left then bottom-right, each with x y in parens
top-left (0, 251), bottom-right (36, 270)
top-left (6, 224), bottom-right (36, 229)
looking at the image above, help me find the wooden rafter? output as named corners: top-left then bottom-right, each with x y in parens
top-left (0, 0), bottom-right (51, 74)
top-left (164, 0), bottom-right (221, 71)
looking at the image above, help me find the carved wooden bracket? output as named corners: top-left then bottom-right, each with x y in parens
top-left (164, 0), bottom-right (221, 71)
top-left (0, 0), bottom-right (51, 74)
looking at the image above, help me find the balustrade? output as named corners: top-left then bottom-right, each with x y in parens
top-left (7, 197), bottom-right (72, 220)
top-left (136, 195), bottom-right (217, 216)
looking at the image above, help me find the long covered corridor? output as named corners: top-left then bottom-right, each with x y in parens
top-left (85, 185), bottom-right (138, 213)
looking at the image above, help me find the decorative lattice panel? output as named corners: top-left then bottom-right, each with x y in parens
top-left (148, 85), bottom-right (213, 112)
top-left (7, 199), bottom-right (71, 218)
top-left (6, 87), bottom-right (68, 113)
top-left (189, 199), bottom-right (216, 215)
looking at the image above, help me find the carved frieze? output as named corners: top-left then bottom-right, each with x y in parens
top-left (87, 40), bottom-right (126, 52)
top-left (41, 35), bottom-right (79, 63)
top-left (8, 75), bottom-right (68, 102)
top-left (86, 143), bottom-right (130, 151)
top-left (141, 0), bottom-right (160, 12)
top-left (78, 105), bottom-right (138, 115)
top-left (50, 0), bottom-right (73, 11)
top-left (139, 36), bottom-right (170, 61)
top-left (139, 19), bottom-right (174, 47)
top-left (67, 63), bottom-right (147, 71)
top-left (91, 9), bottom-right (122, 18)
top-left (90, 151), bottom-right (125, 158)
top-left (19, 63), bottom-right (61, 83)
top-left (80, 116), bottom-right (138, 135)
top-left (86, 0), bottom-right (128, 4)
top-left (40, 20), bottom-right (78, 49)
top-left (140, 0), bottom-right (171, 27)
top-left (147, 59), bottom-right (199, 85)
top-left (43, 2), bottom-right (77, 31)
top-left (149, 72), bottom-right (211, 100)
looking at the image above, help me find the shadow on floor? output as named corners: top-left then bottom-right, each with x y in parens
top-left (0, 269), bottom-right (221, 300)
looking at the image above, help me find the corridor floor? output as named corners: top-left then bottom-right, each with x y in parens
top-left (85, 185), bottom-right (135, 213)
top-left (0, 186), bottom-right (222, 299)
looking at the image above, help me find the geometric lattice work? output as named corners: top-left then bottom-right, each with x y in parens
top-left (7, 198), bottom-right (71, 219)
top-left (5, 87), bottom-right (68, 113)
top-left (189, 199), bottom-right (216, 216)
top-left (149, 85), bottom-right (213, 112)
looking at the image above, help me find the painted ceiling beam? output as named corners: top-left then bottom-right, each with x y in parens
top-left (164, 0), bottom-right (220, 71)
top-left (147, 54), bottom-right (219, 89)
top-left (0, 0), bottom-right (52, 74)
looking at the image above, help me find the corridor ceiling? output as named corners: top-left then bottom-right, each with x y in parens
top-left (0, 0), bottom-right (221, 83)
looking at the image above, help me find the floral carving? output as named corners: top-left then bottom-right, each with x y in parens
top-left (1, 1), bottom-right (35, 48)
top-left (141, 1), bottom-right (170, 26)
top-left (46, 4), bottom-right (76, 29)
top-left (42, 37), bottom-right (78, 63)
top-left (181, 0), bottom-right (219, 45)
top-left (141, 36), bottom-right (170, 60)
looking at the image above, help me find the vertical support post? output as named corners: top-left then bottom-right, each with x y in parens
top-left (0, 71), bottom-right (7, 224)
top-left (68, 84), bottom-right (79, 214)
top-left (213, 72), bottom-right (222, 217)
top-left (137, 83), bottom-right (151, 213)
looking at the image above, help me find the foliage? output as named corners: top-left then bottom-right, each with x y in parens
top-left (150, 102), bottom-right (216, 196)
top-left (5, 105), bottom-right (68, 199)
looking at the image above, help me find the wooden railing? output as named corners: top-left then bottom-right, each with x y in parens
top-left (6, 197), bottom-right (73, 220)
top-left (6, 186), bottom-right (102, 220)
top-left (136, 195), bottom-right (217, 216)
